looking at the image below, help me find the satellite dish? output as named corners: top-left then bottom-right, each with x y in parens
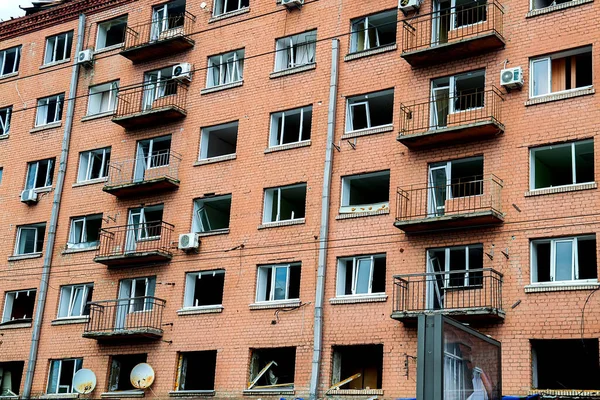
top-left (130, 363), bottom-right (155, 389)
top-left (72, 369), bottom-right (97, 394)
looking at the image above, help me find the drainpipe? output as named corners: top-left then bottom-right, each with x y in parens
top-left (309, 38), bottom-right (339, 400)
top-left (22, 13), bottom-right (85, 399)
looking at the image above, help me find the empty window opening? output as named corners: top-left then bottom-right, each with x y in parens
top-left (263, 184), bottom-right (307, 223)
top-left (331, 345), bottom-right (383, 390)
top-left (47, 358), bottom-right (83, 394)
top-left (96, 16), bottom-right (127, 49)
top-left (269, 106), bottom-right (312, 147)
top-left (0, 361), bottom-right (24, 396)
top-left (248, 347), bottom-right (296, 390)
top-left (336, 254), bottom-right (386, 296)
top-left (346, 89), bottom-right (394, 132)
top-left (0, 46), bottom-right (21, 77)
top-left (143, 66), bottom-right (177, 110)
top-left (118, 277), bottom-right (156, 314)
top-left (430, 70), bottom-right (485, 128)
top-left (68, 214), bottom-right (102, 249)
top-left (77, 147), bottom-right (111, 183)
top-left (183, 270), bottom-right (225, 308)
top-left (15, 224), bottom-right (46, 255)
top-left (151, 0), bottom-right (186, 41)
top-left (532, 0), bottom-right (574, 9)
top-left (108, 354), bottom-right (147, 392)
top-left (274, 31), bottom-right (316, 72)
top-left (44, 31), bottom-right (73, 64)
top-left (532, 339), bottom-right (600, 390)
top-left (134, 136), bottom-right (171, 181)
top-left (193, 195), bottom-right (232, 233)
top-left (88, 81), bottom-right (119, 115)
top-left (531, 47), bottom-right (592, 97)
top-left (341, 171), bottom-right (390, 213)
top-left (531, 140), bottom-right (594, 190)
top-left (36, 94), bottom-right (64, 127)
top-left (0, 106), bottom-right (11, 136)
top-left (350, 10), bottom-right (397, 53)
top-left (2, 289), bottom-right (36, 324)
top-left (256, 264), bottom-right (301, 302)
top-left (200, 122), bottom-right (238, 159)
top-left (531, 235), bottom-right (597, 284)
top-left (213, 0), bottom-right (249, 16)
top-left (57, 284), bottom-right (93, 318)
top-left (25, 158), bottom-right (55, 190)
top-left (176, 351), bottom-right (217, 391)
top-left (206, 49), bottom-right (244, 87)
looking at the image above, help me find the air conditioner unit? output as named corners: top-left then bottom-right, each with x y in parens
top-left (20, 189), bottom-right (38, 204)
top-left (77, 49), bottom-right (94, 67)
top-left (500, 66), bottom-right (524, 89)
top-left (178, 233), bottom-right (200, 251)
top-left (281, 0), bottom-right (304, 8)
top-left (399, 0), bottom-right (422, 12)
top-left (172, 63), bottom-right (192, 82)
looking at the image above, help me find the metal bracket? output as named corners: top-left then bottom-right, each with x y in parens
top-left (347, 138), bottom-right (357, 150)
top-left (332, 142), bottom-right (341, 152)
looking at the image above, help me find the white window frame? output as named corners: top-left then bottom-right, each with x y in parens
top-left (529, 0), bottom-right (576, 11)
top-left (57, 284), bottom-right (93, 319)
top-left (350, 16), bottom-right (380, 53)
top-left (119, 277), bottom-right (156, 313)
top-left (345, 89), bottom-right (394, 133)
top-left (255, 264), bottom-right (298, 303)
top-left (46, 358), bottom-right (83, 394)
top-left (262, 184), bottom-right (306, 223)
top-left (212, 0), bottom-right (249, 17)
top-left (87, 81), bottom-right (119, 116)
top-left (274, 31), bottom-right (317, 72)
top-left (269, 106), bottom-right (312, 147)
top-left (340, 171), bottom-right (390, 213)
top-left (192, 195), bottom-right (232, 233)
top-left (0, 46), bottom-right (21, 77)
top-left (44, 32), bottom-right (73, 65)
top-left (183, 270), bottom-right (225, 309)
top-left (2, 289), bottom-right (36, 323)
top-left (35, 94), bottom-right (64, 127)
top-left (430, 70), bottom-right (486, 127)
top-left (67, 215), bottom-right (101, 249)
top-left (77, 148), bottom-right (111, 183)
top-left (0, 106), bottom-right (11, 136)
top-left (199, 121), bottom-right (238, 160)
top-left (427, 245), bottom-right (482, 288)
top-left (335, 255), bottom-right (385, 297)
top-left (96, 16), bottom-right (128, 50)
top-left (206, 49), bottom-right (244, 88)
top-left (15, 224), bottom-right (45, 255)
top-left (25, 159), bottom-right (54, 190)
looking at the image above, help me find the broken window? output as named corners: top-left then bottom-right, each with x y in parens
top-left (256, 263), bottom-right (301, 302)
top-left (263, 184), bottom-right (307, 223)
top-left (15, 223), bottom-right (46, 255)
top-left (183, 270), bottom-right (225, 308)
top-left (176, 351), bottom-right (217, 391)
top-left (68, 214), bottom-right (102, 249)
top-left (96, 16), bottom-right (127, 50)
top-left (269, 106), bottom-right (312, 147)
top-left (531, 235), bottom-right (597, 284)
top-left (531, 0), bottom-right (574, 9)
top-left (530, 140), bottom-right (594, 190)
top-left (143, 66), bottom-right (177, 110)
top-left (126, 205), bottom-right (164, 249)
top-left (44, 31), bottom-right (73, 64)
top-left (206, 49), bottom-right (244, 88)
top-left (0, 361), bottom-right (24, 397)
top-left (151, 0), bottom-right (186, 41)
top-left (340, 170), bottom-right (390, 214)
top-left (117, 277), bottom-right (156, 327)
top-left (193, 195), bottom-right (232, 233)
top-left (57, 284), bottom-right (94, 319)
top-left (427, 245), bottom-right (484, 301)
top-left (345, 89), bottom-right (394, 132)
top-left (531, 47), bottom-right (592, 97)
top-left (336, 254), bottom-right (386, 297)
top-left (430, 70), bottom-right (485, 128)
top-left (108, 354), bottom-right (147, 392)
top-left (0, 46), bottom-right (21, 77)
top-left (350, 10), bottom-right (397, 53)
top-left (0, 106), bottom-right (11, 136)
top-left (330, 345), bottom-right (383, 391)
top-left (213, 0), bottom-right (249, 17)
top-left (431, 0), bottom-right (487, 44)
top-left (77, 147), bottom-right (111, 183)
top-left (200, 122), bottom-right (238, 160)
top-left (1, 289), bottom-right (36, 324)
top-left (87, 81), bottom-right (119, 115)
top-left (532, 339), bottom-right (600, 390)
top-left (248, 347), bottom-right (296, 390)
top-left (134, 135), bottom-right (172, 181)
top-left (25, 158), bottom-right (55, 190)
top-left (274, 30), bottom-right (316, 72)
top-left (35, 94), bottom-right (64, 126)
top-left (47, 358), bottom-right (83, 394)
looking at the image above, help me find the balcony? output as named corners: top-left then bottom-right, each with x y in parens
top-left (83, 297), bottom-right (166, 341)
top-left (112, 81), bottom-right (188, 130)
top-left (120, 11), bottom-right (195, 63)
top-left (395, 175), bottom-right (503, 233)
top-left (94, 221), bottom-right (174, 268)
top-left (401, 1), bottom-right (504, 67)
top-left (392, 268), bottom-right (504, 323)
top-left (103, 151), bottom-right (181, 197)
top-left (397, 88), bottom-right (504, 149)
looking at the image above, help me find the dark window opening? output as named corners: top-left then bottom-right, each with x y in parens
top-left (256, 264), bottom-right (301, 302)
top-left (532, 140), bottom-right (594, 190)
top-left (350, 10), bottom-right (397, 53)
top-left (347, 89), bottom-right (394, 132)
top-left (533, 0), bottom-right (574, 8)
top-left (532, 236), bottom-right (597, 283)
top-left (201, 122), bottom-right (238, 159)
top-left (108, 354), bottom-right (147, 392)
top-left (248, 347), bottom-right (296, 389)
top-left (332, 344), bottom-right (383, 390)
top-left (264, 185), bottom-right (307, 223)
top-left (177, 351), bottom-right (217, 391)
top-left (455, 0), bottom-right (487, 28)
top-left (270, 106), bottom-right (312, 147)
top-left (185, 270), bottom-right (225, 307)
top-left (0, 361), bottom-right (24, 396)
top-left (2, 290), bottom-right (36, 324)
top-left (340, 255), bottom-right (386, 296)
top-left (342, 171), bottom-right (390, 209)
top-left (194, 195), bottom-right (232, 232)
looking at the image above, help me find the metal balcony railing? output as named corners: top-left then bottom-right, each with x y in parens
top-left (84, 297), bottom-right (165, 337)
top-left (96, 221), bottom-right (174, 259)
top-left (402, 0), bottom-right (504, 53)
top-left (399, 87), bottom-right (504, 136)
top-left (106, 151), bottom-right (182, 188)
top-left (123, 11), bottom-right (196, 51)
top-left (393, 268), bottom-right (503, 315)
top-left (396, 175), bottom-right (503, 222)
top-left (114, 80), bottom-right (189, 120)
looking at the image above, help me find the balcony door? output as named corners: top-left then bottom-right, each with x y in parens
top-left (432, 0), bottom-right (487, 46)
top-left (150, 0), bottom-right (186, 41)
top-left (428, 163), bottom-right (451, 217)
top-left (124, 206), bottom-right (164, 253)
top-left (115, 277), bottom-right (156, 330)
top-left (142, 67), bottom-right (175, 111)
top-left (133, 136), bottom-right (171, 182)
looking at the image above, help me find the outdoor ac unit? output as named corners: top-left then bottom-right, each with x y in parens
top-left (77, 49), bottom-right (94, 67)
top-left (172, 63), bottom-right (192, 82)
top-left (500, 67), bottom-right (524, 89)
top-left (399, 0), bottom-right (422, 12)
top-left (281, 0), bottom-right (304, 8)
top-left (178, 233), bottom-right (200, 251)
top-left (20, 189), bottom-right (38, 204)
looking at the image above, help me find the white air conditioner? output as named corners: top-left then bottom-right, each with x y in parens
top-left (399, 0), bottom-right (422, 12)
top-left (281, 0), bottom-right (304, 8)
top-left (20, 189), bottom-right (38, 204)
top-left (77, 49), bottom-right (94, 67)
top-left (500, 66), bottom-right (523, 89)
top-left (172, 63), bottom-right (192, 82)
top-left (178, 233), bottom-right (200, 251)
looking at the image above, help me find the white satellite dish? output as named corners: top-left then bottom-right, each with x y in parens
top-left (72, 369), bottom-right (97, 394)
top-left (130, 363), bottom-right (155, 389)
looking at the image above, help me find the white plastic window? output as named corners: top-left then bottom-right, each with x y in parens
top-left (0, 46), bottom-right (21, 76)
top-left (206, 49), bottom-right (244, 87)
top-left (44, 32), bottom-right (73, 64)
top-left (35, 94), bottom-right (64, 126)
top-left (77, 148), bottom-right (111, 182)
top-left (274, 31), bottom-right (316, 72)
top-left (57, 284), bottom-right (93, 318)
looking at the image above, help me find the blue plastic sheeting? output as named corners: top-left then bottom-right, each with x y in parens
top-left (502, 395), bottom-right (540, 400)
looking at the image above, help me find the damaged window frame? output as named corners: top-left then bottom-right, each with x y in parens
top-left (0, 46), bottom-right (21, 77)
top-left (247, 347), bottom-right (296, 391)
top-left (269, 105), bottom-right (312, 148)
top-left (67, 214), bottom-right (102, 250)
top-left (1, 289), bottom-right (37, 324)
top-left (25, 158), bottom-right (55, 190)
top-left (35, 94), bottom-right (64, 127)
top-left (349, 9), bottom-right (397, 54)
top-left (0, 361), bottom-right (24, 397)
top-left (96, 15), bottom-right (128, 50)
top-left (0, 106), bottom-right (11, 136)
top-left (330, 344), bottom-right (383, 392)
top-left (345, 89), bottom-right (394, 133)
top-left (57, 283), bottom-right (94, 319)
top-left (108, 354), bottom-right (148, 392)
top-left (340, 170), bottom-right (390, 214)
top-left (44, 31), bottom-right (73, 65)
top-left (206, 49), bottom-right (244, 88)
top-left (262, 183), bottom-right (307, 224)
top-left (530, 46), bottom-right (593, 98)
top-left (15, 223), bottom-right (46, 256)
top-left (336, 254), bottom-right (386, 297)
top-left (274, 30), bottom-right (317, 72)
top-left (77, 147), bottom-right (111, 183)
top-left (530, 0), bottom-right (582, 11)
top-left (213, 0), bottom-right (249, 17)
top-left (46, 358), bottom-right (83, 394)
top-left (199, 121), bottom-right (238, 160)
top-left (175, 351), bottom-right (217, 392)
top-left (150, 0), bottom-right (186, 42)
top-left (182, 270), bottom-right (225, 309)
top-left (255, 263), bottom-right (301, 303)
top-left (192, 195), bottom-right (232, 234)
top-left (142, 66), bottom-right (178, 111)
top-left (87, 81), bottom-right (119, 116)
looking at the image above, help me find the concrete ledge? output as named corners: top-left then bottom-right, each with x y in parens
top-left (81, 111), bottom-right (115, 122)
top-left (249, 299), bottom-right (301, 310)
top-left (72, 177), bottom-right (107, 187)
top-left (51, 316), bottom-right (89, 325)
top-left (194, 154), bottom-right (236, 166)
top-left (0, 321), bottom-right (32, 330)
top-left (344, 43), bottom-right (397, 62)
top-left (258, 218), bottom-right (305, 230)
top-left (269, 63), bottom-right (316, 79)
top-left (0, 71), bottom-right (19, 81)
top-left (8, 253), bottom-right (43, 261)
top-left (201, 80), bottom-right (243, 95)
top-left (327, 389), bottom-right (384, 396)
top-left (329, 293), bottom-right (387, 305)
top-left (39, 393), bottom-right (78, 399)
top-left (177, 305), bottom-right (223, 315)
top-left (168, 390), bottom-right (215, 397)
top-left (341, 124), bottom-right (394, 140)
top-left (526, 0), bottom-right (593, 17)
top-left (336, 209), bottom-right (390, 220)
top-left (525, 87), bottom-right (594, 106)
top-left (527, 389), bottom-right (600, 397)
top-left (0, 134), bottom-right (9, 141)
top-left (62, 245), bottom-right (99, 254)
top-left (264, 140), bottom-right (311, 154)
top-left (101, 391), bottom-right (144, 398)
top-left (525, 182), bottom-right (597, 197)
top-left (39, 58), bottom-right (70, 70)
top-left (30, 121), bottom-right (62, 134)
top-left (243, 389), bottom-right (294, 396)
top-left (209, 7), bottom-right (250, 23)
top-left (525, 282), bottom-right (600, 293)
top-left (95, 43), bottom-right (124, 54)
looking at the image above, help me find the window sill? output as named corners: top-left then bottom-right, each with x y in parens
top-left (95, 43), bottom-right (124, 54)
top-left (209, 7), bottom-right (250, 23)
top-left (40, 393), bottom-right (79, 399)
top-left (39, 58), bottom-right (71, 70)
top-left (344, 43), bottom-right (398, 62)
top-left (196, 229), bottom-right (230, 238)
top-left (81, 111), bottom-right (115, 122)
top-left (51, 316), bottom-right (89, 325)
top-left (341, 124), bottom-right (394, 140)
top-left (0, 321), bottom-right (32, 330)
top-left (270, 63), bottom-right (316, 79)
top-left (8, 253), bottom-right (43, 261)
top-left (249, 299), bottom-right (301, 310)
top-left (526, 0), bottom-right (593, 17)
top-left (201, 80), bottom-right (243, 95)
top-left (72, 177), bottom-right (108, 188)
top-left (101, 391), bottom-right (144, 399)
top-left (169, 391), bottom-right (215, 397)
top-left (177, 305), bottom-right (223, 316)
top-left (336, 208), bottom-right (390, 220)
top-left (525, 182), bottom-right (597, 197)
top-left (62, 245), bottom-right (99, 254)
top-left (525, 87), bottom-right (594, 106)
top-left (194, 154), bottom-right (236, 166)
top-left (0, 71), bottom-right (19, 80)
top-left (264, 140), bottom-right (311, 154)
top-left (525, 281), bottom-right (599, 293)
top-left (30, 121), bottom-right (62, 133)
top-left (329, 293), bottom-right (388, 305)
top-left (258, 218), bottom-right (305, 230)
top-left (326, 389), bottom-right (383, 396)
top-left (0, 395), bottom-right (19, 400)
top-left (243, 389), bottom-right (294, 396)
top-left (35, 186), bottom-right (53, 194)
top-left (0, 133), bottom-right (9, 141)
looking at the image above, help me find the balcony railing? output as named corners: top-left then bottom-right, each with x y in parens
top-left (395, 175), bottom-right (503, 232)
top-left (392, 268), bottom-right (504, 322)
top-left (104, 151), bottom-right (181, 197)
top-left (83, 297), bottom-right (166, 341)
top-left (112, 80), bottom-right (188, 129)
top-left (398, 87), bottom-right (504, 148)
top-left (121, 11), bottom-right (196, 62)
top-left (401, 0), bottom-right (504, 66)
top-left (94, 221), bottom-right (174, 267)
